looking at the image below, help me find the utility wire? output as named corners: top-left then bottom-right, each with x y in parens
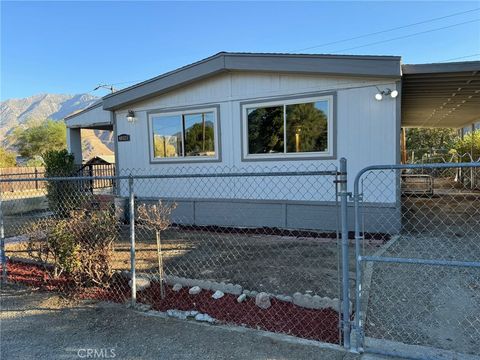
top-left (440, 53), bottom-right (480, 62)
top-left (87, 16), bottom-right (479, 96)
top-left (110, 79), bottom-right (145, 86)
top-left (333, 19), bottom-right (480, 53)
top-left (290, 8), bottom-right (480, 52)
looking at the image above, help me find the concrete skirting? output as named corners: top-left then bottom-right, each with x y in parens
top-left (131, 197), bottom-right (401, 233)
top-left (1, 194), bottom-right (48, 215)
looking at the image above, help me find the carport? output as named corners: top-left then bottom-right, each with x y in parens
top-left (401, 61), bottom-right (479, 128)
top-left (400, 61), bottom-right (480, 162)
top-left (400, 61), bottom-right (479, 191)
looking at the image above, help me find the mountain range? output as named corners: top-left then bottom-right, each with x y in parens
top-left (1, 93), bottom-right (114, 160)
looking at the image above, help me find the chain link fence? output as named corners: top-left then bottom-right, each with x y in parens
top-left (2, 160), bottom-right (479, 357)
top-left (0, 163), bottom-right (349, 346)
top-left (0, 175), bottom-right (130, 302)
top-left (353, 163), bottom-right (480, 357)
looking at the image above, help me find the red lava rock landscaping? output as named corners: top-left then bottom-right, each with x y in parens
top-left (3, 260), bottom-right (340, 344)
top-left (2, 260), bottom-right (131, 302)
top-left (3, 260), bottom-right (72, 291)
top-left (138, 283), bottom-right (340, 343)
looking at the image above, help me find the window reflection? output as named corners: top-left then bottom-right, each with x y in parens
top-left (286, 101), bottom-right (328, 153)
top-left (247, 106), bottom-right (284, 154)
top-left (152, 115), bottom-right (182, 158)
top-left (184, 113), bottom-right (215, 156)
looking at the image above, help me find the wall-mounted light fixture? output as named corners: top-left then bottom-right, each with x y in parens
top-left (375, 88), bottom-right (399, 101)
top-left (126, 110), bottom-right (136, 123)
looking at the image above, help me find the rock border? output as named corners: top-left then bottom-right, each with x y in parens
top-left (120, 272), bottom-right (347, 313)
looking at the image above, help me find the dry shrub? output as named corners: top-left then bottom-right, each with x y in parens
top-left (25, 210), bottom-right (118, 288)
top-left (137, 201), bottom-right (176, 231)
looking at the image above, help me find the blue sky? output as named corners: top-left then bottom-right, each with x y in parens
top-left (1, 1), bottom-right (479, 100)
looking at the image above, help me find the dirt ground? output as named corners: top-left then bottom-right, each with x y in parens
top-left (0, 283), bottom-right (359, 360)
top-left (7, 227), bottom-right (375, 299)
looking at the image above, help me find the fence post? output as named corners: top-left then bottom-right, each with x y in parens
top-left (88, 165), bottom-right (94, 193)
top-left (339, 158), bottom-right (351, 349)
top-left (34, 168), bottom-right (39, 190)
top-left (0, 193), bottom-right (6, 283)
top-left (353, 171), bottom-right (363, 352)
top-left (129, 176), bottom-right (136, 306)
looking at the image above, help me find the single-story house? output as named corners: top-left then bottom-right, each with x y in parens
top-left (65, 52), bottom-right (480, 232)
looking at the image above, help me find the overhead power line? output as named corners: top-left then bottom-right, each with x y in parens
top-left (440, 53), bottom-right (480, 62)
top-left (333, 19), bottom-right (480, 53)
top-left (290, 7), bottom-right (480, 52)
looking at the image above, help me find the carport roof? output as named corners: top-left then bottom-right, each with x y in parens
top-left (401, 61), bottom-right (480, 128)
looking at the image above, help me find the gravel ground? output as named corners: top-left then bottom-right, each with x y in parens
top-left (0, 284), bottom-right (359, 360)
top-left (363, 233), bottom-right (480, 356)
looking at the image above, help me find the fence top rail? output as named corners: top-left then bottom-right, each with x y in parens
top-left (353, 161), bottom-right (480, 194)
top-left (0, 170), bottom-right (340, 183)
top-left (0, 171), bottom-right (45, 177)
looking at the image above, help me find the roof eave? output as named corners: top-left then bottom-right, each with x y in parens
top-left (64, 102), bottom-right (103, 121)
top-left (402, 61), bottom-right (480, 75)
top-left (102, 52), bottom-right (401, 111)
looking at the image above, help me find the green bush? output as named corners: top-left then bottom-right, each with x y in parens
top-left (43, 149), bottom-right (81, 216)
top-left (26, 218), bottom-right (80, 278)
top-left (0, 147), bottom-right (17, 168)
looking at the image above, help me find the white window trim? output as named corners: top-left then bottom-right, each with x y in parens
top-left (148, 107), bottom-right (220, 163)
top-left (241, 95), bottom-right (334, 160)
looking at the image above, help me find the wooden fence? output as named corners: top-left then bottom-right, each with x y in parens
top-left (0, 167), bottom-right (45, 193)
top-left (0, 164), bottom-right (115, 194)
top-left (76, 163), bottom-right (116, 191)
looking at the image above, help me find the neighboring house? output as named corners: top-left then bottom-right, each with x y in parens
top-left (64, 52), bottom-right (480, 232)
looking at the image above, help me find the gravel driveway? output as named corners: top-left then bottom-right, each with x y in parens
top-left (0, 284), bottom-right (359, 360)
top-left (363, 234), bottom-right (480, 356)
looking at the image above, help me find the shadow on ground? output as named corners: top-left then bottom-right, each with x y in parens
top-left (0, 284), bottom-right (358, 360)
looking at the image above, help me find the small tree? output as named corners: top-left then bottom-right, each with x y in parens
top-left (137, 201), bottom-right (176, 298)
top-left (12, 119), bottom-right (67, 160)
top-left (452, 130), bottom-right (480, 162)
top-left (405, 128), bottom-right (457, 162)
top-left (0, 147), bottom-right (16, 168)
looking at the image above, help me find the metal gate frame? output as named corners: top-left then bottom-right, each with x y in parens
top-left (351, 162), bottom-right (480, 358)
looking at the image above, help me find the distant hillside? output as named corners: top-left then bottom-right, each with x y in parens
top-left (0, 93), bottom-right (113, 160)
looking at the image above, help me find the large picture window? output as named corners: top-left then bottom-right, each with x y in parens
top-left (243, 95), bottom-right (333, 159)
top-left (149, 107), bottom-right (218, 161)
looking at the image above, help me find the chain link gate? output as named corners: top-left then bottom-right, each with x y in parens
top-left (352, 162), bottom-right (480, 358)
